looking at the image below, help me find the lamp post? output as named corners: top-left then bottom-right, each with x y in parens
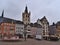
top-left (24, 29), bottom-right (27, 41)
top-left (24, 24), bottom-right (27, 41)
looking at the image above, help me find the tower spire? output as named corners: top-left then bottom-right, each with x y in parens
top-left (1, 10), bottom-right (4, 18)
top-left (25, 5), bottom-right (28, 13)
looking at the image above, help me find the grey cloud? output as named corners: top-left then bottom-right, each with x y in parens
top-left (0, 0), bottom-right (60, 25)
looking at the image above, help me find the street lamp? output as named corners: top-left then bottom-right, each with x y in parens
top-left (24, 24), bottom-right (27, 41)
top-left (24, 29), bottom-right (27, 41)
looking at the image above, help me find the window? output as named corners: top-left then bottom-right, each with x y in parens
top-left (26, 15), bottom-right (27, 17)
top-left (43, 27), bottom-right (44, 29)
top-left (28, 19), bottom-right (30, 21)
top-left (28, 30), bottom-right (30, 31)
top-left (10, 28), bottom-right (14, 30)
top-left (21, 28), bottom-right (23, 29)
top-left (10, 26), bottom-right (14, 29)
top-left (4, 26), bottom-right (7, 30)
top-left (4, 26), bottom-right (7, 32)
top-left (43, 30), bottom-right (45, 35)
top-left (28, 15), bottom-right (29, 17)
top-left (4, 30), bottom-right (7, 32)
top-left (25, 19), bottom-right (27, 21)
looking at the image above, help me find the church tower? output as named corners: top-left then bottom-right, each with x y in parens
top-left (22, 6), bottom-right (31, 25)
top-left (1, 10), bottom-right (4, 18)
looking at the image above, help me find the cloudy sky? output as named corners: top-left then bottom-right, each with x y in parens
top-left (0, 0), bottom-right (60, 25)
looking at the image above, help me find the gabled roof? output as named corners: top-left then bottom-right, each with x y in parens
top-left (0, 16), bottom-right (24, 24)
top-left (38, 16), bottom-right (49, 24)
top-left (40, 16), bottom-right (46, 21)
top-left (56, 21), bottom-right (60, 26)
top-left (40, 16), bottom-right (47, 21)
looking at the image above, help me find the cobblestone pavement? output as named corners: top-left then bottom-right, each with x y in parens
top-left (0, 39), bottom-right (60, 45)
